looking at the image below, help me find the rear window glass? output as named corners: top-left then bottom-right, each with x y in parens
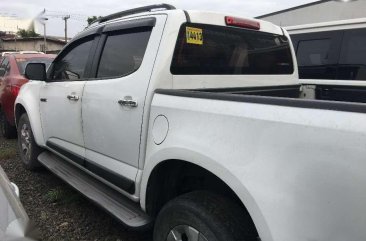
top-left (171, 23), bottom-right (294, 75)
top-left (16, 57), bottom-right (54, 75)
top-left (97, 28), bottom-right (152, 78)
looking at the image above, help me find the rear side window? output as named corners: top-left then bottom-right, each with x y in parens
top-left (338, 29), bottom-right (366, 80)
top-left (340, 29), bottom-right (366, 64)
top-left (171, 23), bottom-right (294, 75)
top-left (297, 39), bottom-right (331, 66)
top-left (0, 57), bottom-right (9, 76)
top-left (291, 30), bottom-right (343, 80)
top-left (96, 28), bottom-right (152, 78)
top-left (51, 38), bottom-right (93, 81)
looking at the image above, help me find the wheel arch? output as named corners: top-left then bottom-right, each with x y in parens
top-left (15, 102), bottom-right (45, 147)
top-left (14, 104), bottom-right (26, 127)
top-left (141, 147), bottom-right (274, 241)
top-left (14, 82), bottom-right (45, 146)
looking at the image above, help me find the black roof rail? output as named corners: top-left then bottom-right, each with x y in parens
top-left (97, 3), bottom-right (176, 24)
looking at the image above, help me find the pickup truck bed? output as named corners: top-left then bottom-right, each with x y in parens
top-left (156, 84), bottom-right (366, 114)
top-left (149, 86), bottom-right (366, 241)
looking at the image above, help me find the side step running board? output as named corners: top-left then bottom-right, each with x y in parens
top-left (38, 151), bottom-right (151, 229)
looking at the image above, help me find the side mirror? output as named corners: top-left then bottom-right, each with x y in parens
top-left (0, 68), bottom-right (5, 77)
top-left (25, 63), bottom-right (46, 81)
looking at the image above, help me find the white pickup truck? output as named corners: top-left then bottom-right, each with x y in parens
top-left (15, 4), bottom-right (366, 241)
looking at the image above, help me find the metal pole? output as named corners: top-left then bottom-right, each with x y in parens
top-left (63, 15), bottom-right (70, 43)
top-left (42, 18), bottom-right (48, 53)
top-left (14, 36), bottom-right (17, 51)
top-left (43, 24), bottom-right (46, 53)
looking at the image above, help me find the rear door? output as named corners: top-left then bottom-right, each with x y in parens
top-left (40, 35), bottom-right (99, 162)
top-left (82, 16), bottom-right (166, 194)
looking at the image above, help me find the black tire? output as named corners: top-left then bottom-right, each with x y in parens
top-left (153, 191), bottom-right (258, 241)
top-left (17, 113), bottom-right (43, 171)
top-left (0, 110), bottom-right (17, 139)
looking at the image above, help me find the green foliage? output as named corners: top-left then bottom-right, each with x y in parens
top-left (17, 29), bottom-right (40, 38)
top-left (87, 16), bottom-right (101, 25)
top-left (0, 147), bottom-right (17, 160)
top-left (45, 188), bottom-right (64, 203)
top-left (45, 187), bottom-right (83, 204)
top-left (0, 139), bottom-right (17, 160)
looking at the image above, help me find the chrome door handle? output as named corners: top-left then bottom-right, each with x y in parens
top-left (67, 94), bottom-right (79, 101)
top-left (118, 96), bottom-right (138, 107)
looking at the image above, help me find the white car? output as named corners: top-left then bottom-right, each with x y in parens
top-left (18, 51), bottom-right (45, 55)
top-left (0, 166), bottom-right (38, 241)
top-left (15, 4), bottom-right (366, 241)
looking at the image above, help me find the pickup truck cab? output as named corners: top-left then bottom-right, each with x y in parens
top-left (15, 4), bottom-right (366, 241)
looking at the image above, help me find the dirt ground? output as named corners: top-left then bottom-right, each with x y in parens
top-left (0, 134), bottom-right (152, 241)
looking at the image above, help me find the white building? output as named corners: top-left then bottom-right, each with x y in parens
top-left (257, 0), bottom-right (366, 27)
top-left (0, 16), bottom-right (32, 34)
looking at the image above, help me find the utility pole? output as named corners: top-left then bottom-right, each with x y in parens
top-left (15, 25), bottom-right (18, 51)
top-left (63, 15), bottom-right (70, 43)
top-left (42, 18), bottom-right (48, 53)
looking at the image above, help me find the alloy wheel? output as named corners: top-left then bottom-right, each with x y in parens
top-left (20, 123), bottom-right (32, 161)
top-left (167, 225), bottom-right (208, 241)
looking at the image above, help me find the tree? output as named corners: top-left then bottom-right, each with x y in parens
top-left (87, 16), bottom-right (101, 25)
top-left (17, 29), bottom-right (40, 38)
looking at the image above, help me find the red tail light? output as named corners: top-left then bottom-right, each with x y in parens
top-left (10, 85), bottom-right (21, 97)
top-left (225, 16), bottom-right (260, 30)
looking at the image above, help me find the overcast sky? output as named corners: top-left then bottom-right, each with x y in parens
top-left (2, 0), bottom-right (319, 38)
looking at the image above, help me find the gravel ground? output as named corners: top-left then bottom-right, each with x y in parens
top-left (0, 134), bottom-right (152, 241)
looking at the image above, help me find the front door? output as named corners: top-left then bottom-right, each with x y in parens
top-left (82, 16), bottom-right (166, 193)
top-left (40, 36), bottom-right (96, 162)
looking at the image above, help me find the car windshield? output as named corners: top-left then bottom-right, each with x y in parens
top-left (16, 57), bottom-right (54, 75)
top-left (171, 23), bottom-right (294, 75)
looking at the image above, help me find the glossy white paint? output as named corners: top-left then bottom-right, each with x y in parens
top-left (14, 81), bottom-right (45, 146)
top-left (39, 81), bottom-right (86, 156)
top-left (301, 79), bottom-right (366, 87)
top-left (152, 115), bottom-right (169, 145)
top-left (285, 17), bottom-right (366, 34)
top-left (142, 93), bottom-right (366, 241)
top-left (187, 10), bottom-right (283, 35)
top-left (17, 8), bottom-right (360, 241)
top-left (82, 16), bottom-right (167, 182)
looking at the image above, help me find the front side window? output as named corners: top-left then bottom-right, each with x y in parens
top-left (51, 38), bottom-right (93, 81)
top-left (96, 28), bottom-right (152, 78)
top-left (171, 23), bottom-right (294, 75)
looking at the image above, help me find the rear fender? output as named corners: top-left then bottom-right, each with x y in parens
top-left (140, 147), bottom-right (273, 241)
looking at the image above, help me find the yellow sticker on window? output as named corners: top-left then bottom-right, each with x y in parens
top-left (186, 27), bottom-right (203, 45)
